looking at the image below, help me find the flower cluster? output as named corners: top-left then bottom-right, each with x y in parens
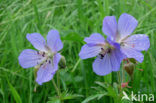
top-left (18, 13), bottom-right (150, 85)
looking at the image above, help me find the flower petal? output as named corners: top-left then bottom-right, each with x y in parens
top-left (117, 13), bottom-right (138, 41)
top-left (36, 60), bottom-right (55, 85)
top-left (124, 34), bottom-right (150, 51)
top-left (36, 53), bottom-right (61, 85)
top-left (110, 48), bottom-right (124, 71)
top-left (26, 33), bottom-right (46, 51)
top-left (121, 46), bottom-right (144, 63)
top-left (79, 44), bottom-right (101, 59)
top-left (84, 33), bottom-right (105, 45)
top-left (102, 16), bottom-right (117, 40)
top-left (53, 53), bottom-right (62, 69)
top-left (93, 54), bottom-right (112, 76)
top-left (92, 48), bottom-right (123, 75)
top-left (18, 49), bottom-right (44, 68)
top-left (47, 30), bottom-right (63, 52)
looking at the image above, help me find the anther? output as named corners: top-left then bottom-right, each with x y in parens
top-left (49, 60), bottom-right (51, 64)
top-left (42, 52), bottom-right (45, 57)
top-left (99, 54), bottom-right (105, 59)
top-left (101, 48), bottom-right (104, 51)
top-left (107, 48), bottom-right (111, 53)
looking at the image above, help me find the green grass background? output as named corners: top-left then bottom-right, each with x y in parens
top-left (0, 0), bottom-right (156, 103)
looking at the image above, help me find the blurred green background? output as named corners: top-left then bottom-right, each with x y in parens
top-left (0, 0), bottom-right (156, 103)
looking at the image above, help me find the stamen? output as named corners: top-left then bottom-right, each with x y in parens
top-left (107, 48), bottom-right (111, 53)
top-left (99, 47), bottom-right (112, 59)
top-left (42, 52), bottom-right (45, 57)
top-left (35, 50), bottom-right (55, 68)
top-left (99, 54), bottom-right (105, 59)
top-left (101, 48), bottom-right (104, 51)
top-left (49, 60), bottom-right (51, 64)
top-left (99, 48), bottom-right (106, 59)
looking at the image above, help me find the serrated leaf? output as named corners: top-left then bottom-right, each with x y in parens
top-left (61, 90), bottom-right (83, 100)
top-left (107, 86), bottom-right (117, 98)
top-left (47, 98), bottom-right (61, 103)
top-left (95, 81), bottom-right (108, 89)
top-left (63, 94), bottom-right (83, 100)
top-left (82, 94), bottom-right (106, 103)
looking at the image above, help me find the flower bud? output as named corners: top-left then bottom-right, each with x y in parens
top-left (129, 58), bottom-right (137, 64)
top-left (59, 56), bottom-right (66, 69)
top-left (124, 62), bottom-right (135, 77)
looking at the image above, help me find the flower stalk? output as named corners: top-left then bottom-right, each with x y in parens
top-left (52, 79), bottom-right (61, 98)
top-left (52, 71), bottom-right (64, 103)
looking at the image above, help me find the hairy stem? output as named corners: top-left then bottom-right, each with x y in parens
top-left (57, 71), bottom-right (60, 93)
top-left (52, 79), bottom-right (61, 97)
top-left (52, 71), bottom-right (63, 103)
top-left (117, 71), bottom-right (121, 92)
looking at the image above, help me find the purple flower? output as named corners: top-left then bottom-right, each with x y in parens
top-left (79, 13), bottom-right (150, 76)
top-left (79, 33), bottom-right (124, 76)
top-left (102, 13), bottom-right (150, 63)
top-left (18, 30), bottom-right (63, 85)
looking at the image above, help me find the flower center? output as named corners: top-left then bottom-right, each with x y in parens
top-left (35, 51), bottom-right (55, 69)
top-left (98, 43), bottom-right (114, 59)
top-left (117, 35), bottom-right (129, 46)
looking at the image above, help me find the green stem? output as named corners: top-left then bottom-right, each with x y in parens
top-left (117, 71), bottom-right (121, 92)
top-left (57, 71), bottom-right (60, 93)
top-left (52, 71), bottom-right (63, 103)
top-left (52, 79), bottom-right (61, 97)
top-left (122, 63), bottom-right (125, 83)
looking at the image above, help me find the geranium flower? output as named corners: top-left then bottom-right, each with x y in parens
top-left (79, 33), bottom-right (124, 76)
top-left (102, 13), bottom-right (150, 63)
top-left (79, 13), bottom-right (150, 76)
top-left (18, 30), bottom-right (63, 85)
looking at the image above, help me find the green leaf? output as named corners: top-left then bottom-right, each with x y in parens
top-left (61, 90), bottom-right (83, 100)
top-left (95, 81), bottom-right (108, 89)
top-left (121, 99), bottom-right (133, 103)
top-left (6, 77), bottom-right (22, 103)
top-left (104, 73), bottom-right (112, 84)
top-left (47, 97), bottom-right (61, 103)
top-left (107, 86), bottom-right (117, 98)
top-left (82, 94), bottom-right (106, 103)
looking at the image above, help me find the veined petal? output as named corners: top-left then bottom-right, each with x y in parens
top-left (79, 44), bottom-right (101, 59)
top-left (26, 33), bottom-right (46, 51)
top-left (124, 34), bottom-right (150, 51)
top-left (121, 46), bottom-right (144, 63)
top-left (47, 30), bottom-right (63, 52)
top-left (107, 38), bottom-right (120, 49)
top-left (36, 60), bottom-right (56, 85)
top-left (92, 48), bottom-right (123, 75)
top-left (53, 53), bottom-right (62, 69)
top-left (93, 54), bottom-right (112, 76)
top-left (110, 48), bottom-right (124, 71)
top-left (102, 16), bottom-right (117, 40)
top-left (117, 13), bottom-right (138, 41)
top-left (18, 49), bottom-right (44, 68)
top-left (84, 33), bottom-right (105, 45)
top-left (36, 53), bottom-right (61, 85)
